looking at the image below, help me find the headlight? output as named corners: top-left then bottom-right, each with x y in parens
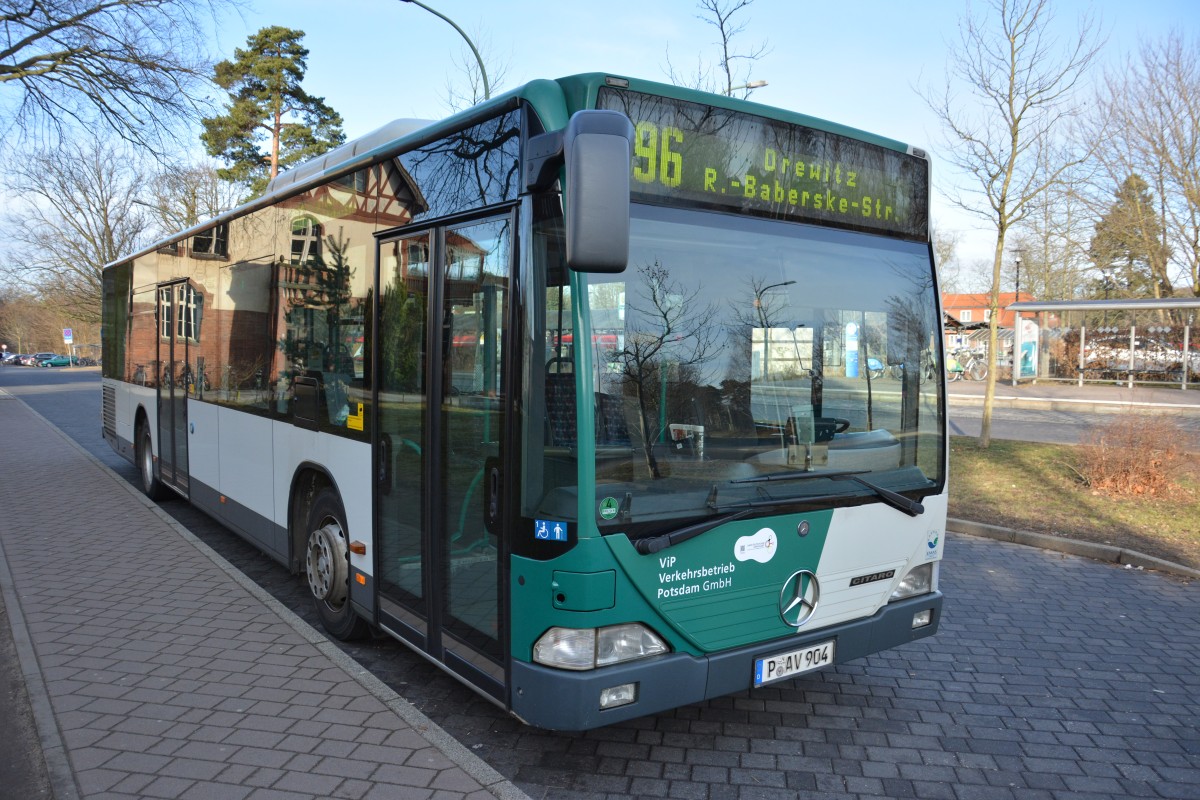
top-left (533, 627), bottom-right (595, 670)
top-left (595, 623), bottom-right (668, 667)
top-left (890, 563), bottom-right (933, 601)
top-left (533, 623), bottom-right (668, 671)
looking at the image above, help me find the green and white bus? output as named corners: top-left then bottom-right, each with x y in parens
top-left (102, 73), bottom-right (946, 730)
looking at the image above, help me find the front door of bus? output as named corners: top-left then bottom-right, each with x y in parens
top-left (156, 280), bottom-right (191, 495)
top-left (375, 216), bottom-right (511, 699)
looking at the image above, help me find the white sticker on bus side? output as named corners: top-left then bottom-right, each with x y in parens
top-left (926, 529), bottom-right (942, 559)
top-left (735, 528), bottom-right (777, 564)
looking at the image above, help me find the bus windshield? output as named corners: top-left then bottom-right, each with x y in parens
top-left (565, 203), bottom-right (943, 539)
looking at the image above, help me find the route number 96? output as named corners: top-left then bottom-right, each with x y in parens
top-left (633, 122), bottom-right (683, 188)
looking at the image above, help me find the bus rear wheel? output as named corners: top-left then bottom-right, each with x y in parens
top-left (305, 488), bottom-right (369, 641)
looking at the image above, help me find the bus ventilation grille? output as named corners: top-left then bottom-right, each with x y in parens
top-left (102, 385), bottom-right (116, 438)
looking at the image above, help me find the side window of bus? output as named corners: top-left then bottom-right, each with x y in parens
top-left (125, 255), bottom-right (216, 395)
top-left (210, 207), bottom-right (277, 413)
top-left (398, 110), bottom-right (521, 221)
top-left (218, 256), bottom-right (276, 413)
top-left (128, 256), bottom-right (160, 386)
top-left (274, 170), bottom-right (376, 438)
top-left (519, 197), bottom-right (579, 527)
top-left (101, 262), bottom-right (131, 381)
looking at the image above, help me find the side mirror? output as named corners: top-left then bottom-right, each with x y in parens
top-left (562, 110), bottom-right (634, 272)
top-left (524, 110), bottom-right (633, 272)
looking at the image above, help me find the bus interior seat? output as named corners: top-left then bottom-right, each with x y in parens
top-left (545, 372), bottom-right (577, 446)
top-left (544, 373), bottom-right (631, 448)
top-left (595, 391), bottom-right (631, 446)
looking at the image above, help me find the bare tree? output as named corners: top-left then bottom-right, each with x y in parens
top-left (1, 139), bottom-right (149, 322)
top-left (0, 288), bottom-right (60, 352)
top-left (933, 230), bottom-right (963, 292)
top-left (0, 0), bottom-right (236, 151)
top-left (920, 0), bottom-right (1102, 447)
top-left (144, 162), bottom-right (244, 237)
top-left (1088, 33), bottom-right (1200, 299)
top-left (611, 261), bottom-right (721, 479)
top-left (444, 28), bottom-right (509, 112)
top-left (665, 0), bottom-right (769, 97)
top-left (1006, 159), bottom-right (1096, 302)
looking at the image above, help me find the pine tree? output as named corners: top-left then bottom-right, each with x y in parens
top-left (1088, 174), bottom-right (1173, 299)
top-left (201, 27), bottom-right (345, 196)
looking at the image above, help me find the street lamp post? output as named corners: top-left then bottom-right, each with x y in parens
top-left (724, 80), bottom-right (767, 95)
top-left (754, 279), bottom-right (795, 451)
top-left (399, 0), bottom-right (489, 100)
top-left (754, 280), bottom-right (796, 378)
top-left (1011, 252), bottom-right (1025, 387)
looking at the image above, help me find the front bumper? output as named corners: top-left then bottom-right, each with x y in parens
top-left (510, 591), bottom-right (943, 730)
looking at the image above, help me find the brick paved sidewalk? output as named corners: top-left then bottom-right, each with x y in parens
top-left (0, 391), bottom-right (529, 800)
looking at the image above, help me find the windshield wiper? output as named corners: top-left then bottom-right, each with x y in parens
top-left (634, 471), bottom-right (925, 555)
top-left (732, 469), bottom-right (924, 517)
top-left (634, 508), bottom-right (754, 554)
top-left (732, 468), bottom-right (869, 484)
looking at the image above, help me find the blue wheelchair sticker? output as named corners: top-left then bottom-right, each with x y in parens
top-left (534, 519), bottom-right (568, 542)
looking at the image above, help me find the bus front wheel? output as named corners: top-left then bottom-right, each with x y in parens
top-left (305, 488), bottom-right (369, 641)
top-left (136, 422), bottom-right (166, 500)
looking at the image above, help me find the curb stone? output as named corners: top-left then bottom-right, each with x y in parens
top-left (948, 517), bottom-right (1200, 580)
top-left (948, 392), bottom-right (1200, 415)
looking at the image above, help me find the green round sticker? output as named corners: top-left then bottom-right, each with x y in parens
top-left (599, 496), bottom-right (619, 520)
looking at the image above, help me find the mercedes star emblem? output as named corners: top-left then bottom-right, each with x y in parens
top-left (779, 570), bottom-right (820, 627)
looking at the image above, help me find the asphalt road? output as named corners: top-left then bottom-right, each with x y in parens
top-left (3, 366), bottom-right (1198, 800)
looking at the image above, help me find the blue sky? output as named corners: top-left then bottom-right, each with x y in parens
top-left (226, 0), bottom-right (1199, 271)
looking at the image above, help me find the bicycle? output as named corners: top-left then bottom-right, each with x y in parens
top-left (948, 349), bottom-right (987, 381)
top-left (922, 355), bottom-right (938, 384)
top-left (888, 352), bottom-right (938, 384)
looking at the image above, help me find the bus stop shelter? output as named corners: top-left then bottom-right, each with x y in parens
top-left (1007, 297), bottom-right (1200, 390)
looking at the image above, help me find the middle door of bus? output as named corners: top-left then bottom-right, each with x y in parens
top-left (155, 280), bottom-right (193, 496)
top-left (375, 214), bottom-right (512, 699)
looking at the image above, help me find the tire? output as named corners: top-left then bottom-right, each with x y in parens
top-left (967, 359), bottom-right (988, 381)
top-left (305, 488), bottom-right (370, 641)
top-left (136, 422), bottom-right (167, 500)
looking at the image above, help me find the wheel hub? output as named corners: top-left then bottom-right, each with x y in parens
top-left (306, 521), bottom-right (348, 605)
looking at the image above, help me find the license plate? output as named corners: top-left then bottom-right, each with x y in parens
top-left (754, 640), bottom-right (835, 687)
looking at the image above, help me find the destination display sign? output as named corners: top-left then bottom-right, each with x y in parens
top-left (597, 88), bottom-right (929, 241)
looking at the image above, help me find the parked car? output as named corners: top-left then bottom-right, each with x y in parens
top-left (38, 354), bottom-right (78, 367)
top-left (0, 352), bottom-right (18, 365)
top-left (17, 354), bottom-right (38, 365)
top-left (31, 352), bottom-right (59, 365)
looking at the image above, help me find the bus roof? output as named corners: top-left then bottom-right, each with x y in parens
top-left (107, 73), bottom-right (923, 270)
top-left (555, 73), bottom-right (918, 155)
